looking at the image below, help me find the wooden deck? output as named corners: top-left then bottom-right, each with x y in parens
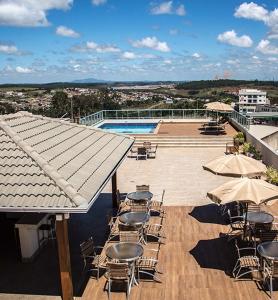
top-left (81, 205), bottom-right (276, 300)
top-left (156, 122), bottom-right (237, 136)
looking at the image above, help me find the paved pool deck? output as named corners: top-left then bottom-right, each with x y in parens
top-left (104, 147), bottom-right (234, 206)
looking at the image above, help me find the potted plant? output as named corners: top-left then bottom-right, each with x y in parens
top-left (242, 142), bottom-right (251, 155)
top-left (266, 167), bottom-right (278, 186)
top-left (233, 132), bottom-right (245, 146)
top-left (242, 142), bottom-right (262, 160)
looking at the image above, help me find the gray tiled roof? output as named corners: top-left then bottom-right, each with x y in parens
top-left (0, 112), bottom-right (133, 212)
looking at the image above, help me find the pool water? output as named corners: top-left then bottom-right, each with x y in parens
top-left (99, 123), bottom-right (157, 134)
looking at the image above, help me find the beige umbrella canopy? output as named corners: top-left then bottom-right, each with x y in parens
top-left (207, 177), bottom-right (278, 206)
top-left (203, 154), bottom-right (267, 177)
top-left (204, 101), bottom-right (233, 112)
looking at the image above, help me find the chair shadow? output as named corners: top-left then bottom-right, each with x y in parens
top-left (189, 236), bottom-right (236, 276)
top-left (188, 204), bottom-right (228, 225)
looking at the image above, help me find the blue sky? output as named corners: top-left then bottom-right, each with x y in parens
top-left (0, 0), bottom-right (278, 83)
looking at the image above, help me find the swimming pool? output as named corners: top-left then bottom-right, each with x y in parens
top-left (99, 122), bottom-right (157, 134)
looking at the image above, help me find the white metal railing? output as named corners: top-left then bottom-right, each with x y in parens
top-left (230, 110), bottom-right (251, 130)
top-left (80, 111), bottom-right (104, 125)
top-left (80, 109), bottom-right (234, 126)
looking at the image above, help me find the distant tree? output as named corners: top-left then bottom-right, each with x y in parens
top-left (0, 103), bottom-right (16, 114)
top-left (188, 90), bottom-right (199, 96)
top-left (49, 91), bottom-right (70, 118)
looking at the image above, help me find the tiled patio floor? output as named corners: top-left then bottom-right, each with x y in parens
top-left (105, 148), bottom-right (234, 206)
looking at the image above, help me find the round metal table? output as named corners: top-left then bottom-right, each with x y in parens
top-left (119, 212), bottom-right (150, 226)
top-left (245, 211), bottom-right (274, 224)
top-left (257, 241), bottom-right (278, 260)
top-left (127, 191), bottom-right (153, 202)
top-left (106, 242), bottom-right (144, 262)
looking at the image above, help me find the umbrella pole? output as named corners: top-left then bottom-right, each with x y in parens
top-left (243, 203), bottom-right (248, 240)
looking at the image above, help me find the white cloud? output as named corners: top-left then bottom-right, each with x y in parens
top-left (217, 30), bottom-right (253, 47)
top-left (234, 2), bottom-right (278, 40)
top-left (151, 1), bottom-right (172, 15)
top-left (267, 57), bottom-right (278, 62)
top-left (0, 0), bottom-right (73, 27)
top-left (15, 66), bottom-right (33, 73)
top-left (169, 29), bottom-right (178, 35)
top-left (176, 4), bottom-right (186, 16)
top-left (163, 59), bottom-right (172, 64)
top-left (192, 52), bottom-right (201, 59)
top-left (73, 41), bottom-right (120, 53)
top-left (252, 55), bottom-right (259, 60)
top-left (234, 2), bottom-right (268, 21)
top-left (150, 1), bottom-right (185, 16)
top-left (56, 26), bottom-right (80, 38)
top-left (226, 59), bottom-right (240, 65)
top-left (122, 51), bottom-right (137, 60)
top-left (0, 43), bottom-right (19, 54)
top-left (257, 39), bottom-right (278, 55)
top-left (92, 0), bottom-right (107, 6)
top-left (131, 36), bottom-right (170, 52)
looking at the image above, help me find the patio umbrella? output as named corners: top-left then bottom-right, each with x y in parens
top-left (203, 154), bottom-right (267, 177)
top-left (207, 177), bottom-right (278, 206)
top-left (204, 102), bottom-right (233, 112)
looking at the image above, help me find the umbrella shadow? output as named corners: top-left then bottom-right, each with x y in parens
top-left (189, 236), bottom-right (236, 276)
top-left (188, 204), bottom-right (228, 225)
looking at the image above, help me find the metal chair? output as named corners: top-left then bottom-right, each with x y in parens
top-left (136, 147), bottom-right (147, 160)
top-left (143, 142), bottom-right (157, 159)
top-left (38, 215), bottom-right (56, 246)
top-left (136, 247), bottom-right (162, 282)
top-left (226, 209), bottom-right (244, 241)
top-left (247, 203), bottom-right (261, 213)
top-left (262, 260), bottom-right (278, 299)
top-left (136, 185), bottom-right (150, 192)
top-left (232, 239), bottom-right (260, 279)
top-left (150, 189), bottom-right (166, 217)
top-left (119, 230), bottom-right (143, 244)
top-left (129, 202), bottom-right (150, 213)
top-left (145, 223), bottom-right (166, 244)
top-left (105, 262), bottom-right (132, 300)
top-left (80, 237), bottom-right (106, 280)
top-left (116, 189), bottom-right (129, 214)
top-left (260, 230), bottom-right (278, 243)
top-left (128, 147), bottom-right (137, 158)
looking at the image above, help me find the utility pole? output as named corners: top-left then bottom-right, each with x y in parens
top-left (70, 95), bottom-right (73, 122)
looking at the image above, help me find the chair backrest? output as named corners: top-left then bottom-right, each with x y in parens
top-left (227, 209), bottom-right (233, 223)
top-left (143, 142), bottom-right (151, 149)
top-left (107, 262), bottom-right (130, 279)
top-left (119, 230), bottom-right (141, 243)
top-left (80, 237), bottom-right (94, 258)
top-left (129, 203), bottom-right (149, 213)
top-left (136, 185), bottom-right (150, 192)
top-left (247, 203), bottom-right (261, 212)
top-left (161, 189), bottom-right (165, 203)
top-left (234, 239), bottom-right (241, 258)
top-left (272, 261), bottom-right (278, 277)
top-left (118, 223), bottom-right (137, 231)
top-left (137, 147), bottom-right (147, 155)
top-left (47, 215), bottom-right (56, 230)
top-left (260, 230), bottom-right (278, 243)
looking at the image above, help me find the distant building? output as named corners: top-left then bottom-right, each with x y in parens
top-left (256, 104), bottom-right (278, 112)
top-left (238, 89), bottom-right (269, 114)
top-left (165, 97), bottom-right (173, 104)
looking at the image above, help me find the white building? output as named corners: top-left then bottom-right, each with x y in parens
top-left (238, 89), bottom-right (269, 114)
